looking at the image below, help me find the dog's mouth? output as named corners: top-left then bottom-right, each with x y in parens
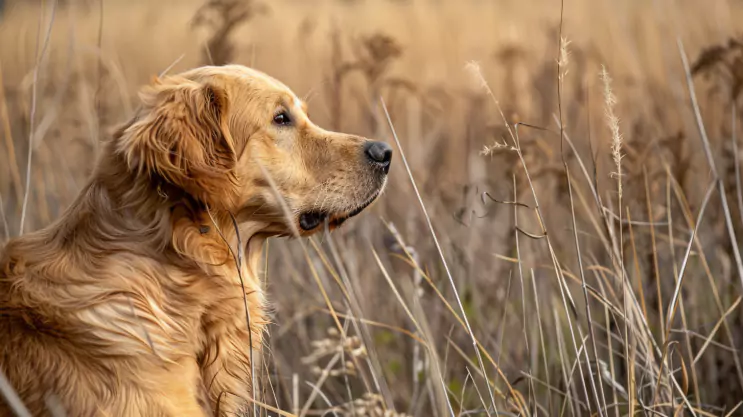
top-left (298, 193), bottom-right (380, 232)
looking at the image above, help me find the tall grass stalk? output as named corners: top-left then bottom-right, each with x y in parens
top-left (381, 98), bottom-right (500, 416)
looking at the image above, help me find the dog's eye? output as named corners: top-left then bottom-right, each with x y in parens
top-left (273, 111), bottom-right (291, 126)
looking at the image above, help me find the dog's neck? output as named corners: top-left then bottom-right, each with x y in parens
top-left (2, 148), bottom-right (272, 344)
top-left (87, 145), bottom-right (271, 279)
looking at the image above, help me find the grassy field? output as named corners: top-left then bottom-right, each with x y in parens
top-left (2, 0), bottom-right (743, 415)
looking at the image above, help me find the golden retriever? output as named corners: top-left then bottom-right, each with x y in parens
top-left (0, 65), bottom-right (391, 416)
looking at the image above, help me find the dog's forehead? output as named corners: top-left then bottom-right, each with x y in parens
top-left (180, 65), bottom-right (298, 99)
top-left (234, 67), bottom-right (290, 92)
top-left (219, 66), bottom-right (295, 95)
top-left (228, 68), bottom-right (307, 112)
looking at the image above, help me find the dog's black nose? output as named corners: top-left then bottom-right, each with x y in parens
top-left (364, 141), bottom-right (392, 172)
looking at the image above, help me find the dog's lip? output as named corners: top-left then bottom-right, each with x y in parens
top-left (328, 195), bottom-right (377, 226)
top-left (299, 211), bottom-right (327, 231)
top-left (298, 192), bottom-right (380, 232)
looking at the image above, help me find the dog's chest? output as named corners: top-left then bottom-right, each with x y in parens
top-left (71, 258), bottom-right (265, 362)
top-left (199, 264), bottom-right (267, 332)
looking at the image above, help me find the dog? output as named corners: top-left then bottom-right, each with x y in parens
top-left (0, 65), bottom-right (391, 416)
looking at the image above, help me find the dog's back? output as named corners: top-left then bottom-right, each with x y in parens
top-left (0, 183), bottom-right (219, 416)
top-left (0, 201), bottom-right (114, 416)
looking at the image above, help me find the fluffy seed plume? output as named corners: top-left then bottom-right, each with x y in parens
top-left (600, 65), bottom-right (623, 198)
top-left (465, 60), bottom-right (489, 91)
top-left (466, 61), bottom-right (518, 154)
top-left (558, 37), bottom-right (571, 81)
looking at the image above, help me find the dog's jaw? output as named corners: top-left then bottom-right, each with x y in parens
top-left (297, 177), bottom-right (386, 234)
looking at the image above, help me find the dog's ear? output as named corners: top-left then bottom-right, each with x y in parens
top-left (118, 76), bottom-right (238, 207)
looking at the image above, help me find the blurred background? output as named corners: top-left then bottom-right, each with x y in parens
top-left (2, 0), bottom-right (743, 415)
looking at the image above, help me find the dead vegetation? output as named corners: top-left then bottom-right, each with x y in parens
top-left (2, 0), bottom-right (743, 416)
top-left (192, 0), bottom-right (267, 65)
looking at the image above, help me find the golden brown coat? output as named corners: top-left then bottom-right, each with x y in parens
top-left (0, 65), bottom-right (390, 416)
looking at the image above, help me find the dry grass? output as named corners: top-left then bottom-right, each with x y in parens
top-left (2, 0), bottom-right (743, 415)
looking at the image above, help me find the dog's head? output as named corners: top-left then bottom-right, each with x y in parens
top-left (115, 65), bottom-right (391, 235)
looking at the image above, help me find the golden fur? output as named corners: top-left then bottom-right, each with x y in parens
top-left (0, 65), bottom-right (390, 416)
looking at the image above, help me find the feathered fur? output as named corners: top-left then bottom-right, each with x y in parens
top-left (0, 65), bottom-right (389, 416)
